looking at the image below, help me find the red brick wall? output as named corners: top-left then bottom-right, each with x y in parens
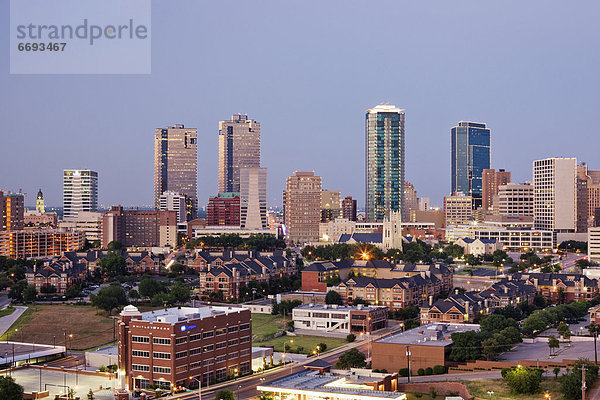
top-left (301, 271), bottom-right (327, 292)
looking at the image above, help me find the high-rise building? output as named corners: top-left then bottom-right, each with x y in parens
top-left (365, 105), bottom-right (405, 221)
top-left (321, 190), bottom-right (341, 222)
top-left (342, 196), bottom-right (357, 221)
top-left (35, 189), bottom-right (45, 214)
top-left (159, 191), bottom-right (187, 224)
top-left (533, 158), bottom-right (576, 232)
top-left (284, 171), bottom-right (322, 244)
top-left (240, 168), bottom-right (268, 230)
top-left (495, 182), bottom-right (534, 217)
top-left (404, 182), bottom-right (418, 221)
top-left (418, 198), bottom-right (430, 211)
top-left (586, 169), bottom-right (600, 226)
top-left (589, 227), bottom-right (600, 263)
top-left (218, 115), bottom-right (261, 194)
top-left (206, 193), bottom-right (241, 227)
top-left (482, 169), bottom-right (511, 211)
top-left (0, 191), bottom-right (25, 231)
top-left (444, 193), bottom-right (473, 226)
top-left (451, 121), bottom-right (491, 209)
top-left (102, 206), bottom-right (178, 248)
top-left (154, 124), bottom-right (198, 220)
top-left (63, 170), bottom-right (98, 219)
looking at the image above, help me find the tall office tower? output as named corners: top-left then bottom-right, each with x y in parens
top-left (218, 115), bottom-right (261, 194)
top-left (585, 168), bottom-right (600, 226)
top-left (159, 191), bottom-right (187, 224)
top-left (482, 169), bottom-right (511, 211)
top-left (577, 165), bottom-right (590, 232)
top-left (444, 193), bottom-right (473, 226)
top-left (0, 191), bottom-right (25, 231)
top-left (63, 169), bottom-right (98, 219)
top-left (35, 189), bottom-right (45, 213)
top-left (495, 183), bottom-right (534, 217)
top-left (154, 124), bottom-right (198, 220)
top-left (418, 197), bottom-right (430, 211)
top-left (404, 181), bottom-right (418, 221)
top-left (342, 196), bottom-right (357, 221)
top-left (240, 168), bottom-right (268, 230)
top-left (533, 158), bottom-right (576, 232)
top-left (283, 171), bottom-right (322, 244)
top-left (206, 193), bottom-right (240, 226)
top-left (321, 190), bottom-right (341, 222)
top-left (365, 105), bottom-right (405, 221)
top-left (451, 121), bottom-right (491, 209)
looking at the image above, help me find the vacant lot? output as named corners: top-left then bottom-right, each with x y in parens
top-left (251, 313), bottom-right (347, 354)
top-left (466, 377), bottom-right (561, 400)
top-left (0, 304), bottom-right (116, 350)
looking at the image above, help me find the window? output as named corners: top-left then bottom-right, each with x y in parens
top-left (228, 326), bottom-right (238, 333)
top-left (153, 366), bottom-right (171, 374)
top-left (240, 323), bottom-right (250, 331)
top-left (153, 352), bottom-right (171, 360)
top-left (216, 355), bottom-right (227, 363)
top-left (240, 336), bottom-right (250, 344)
top-left (216, 368), bottom-right (227, 380)
top-left (190, 361), bottom-right (202, 370)
top-left (229, 352), bottom-right (238, 360)
top-left (132, 364), bottom-right (149, 372)
top-left (203, 345), bottom-right (214, 352)
top-left (203, 358), bottom-right (214, 366)
top-left (190, 333), bottom-right (202, 341)
top-left (176, 337), bottom-right (187, 344)
top-left (175, 351), bottom-right (188, 359)
top-left (132, 350), bottom-right (149, 358)
top-left (216, 342), bottom-right (227, 350)
top-left (190, 347), bottom-right (202, 356)
top-left (228, 339), bottom-right (238, 346)
top-left (203, 331), bottom-right (214, 339)
top-left (153, 338), bottom-right (171, 345)
top-left (132, 336), bottom-right (150, 343)
top-left (240, 348), bottom-right (250, 356)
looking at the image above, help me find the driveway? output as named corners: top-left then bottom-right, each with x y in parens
top-left (0, 306), bottom-right (27, 337)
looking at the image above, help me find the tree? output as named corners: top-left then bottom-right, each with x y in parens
top-left (480, 314), bottom-right (518, 334)
top-left (482, 337), bottom-right (500, 360)
top-left (560, 360), bottom-right (599, 400)
top-left (128, 289), bottom-right (140, 303)
top-left (8, 280), bottom-right (27, 302)
top-left (0, 376), bottom-right (24, 400)
top-left (449, 331), bottom-right (487, 362)
top-left (90, 285), bottom-right (127, 315)
top-left (98, 253), bottom-right (127, 277)
top-left (352, 297), bottom-right (369, 306)
top-left (325, 290), bottom-right (343, 305)
top-left (501, 365), bottom-right (543, 394)
top-left (317, 342), bottom-right (327, 352)
top-left (215, 390), bottom-right (235, 400)
top-left (548, 335), bottom-right (560, 356)
top-left (65, 284), bottom-right (81, 299)
top-left (22, 285), bottom-right (37, 303)
top-left (139, 277), bottom-right (165, 299)
top-left (87, 388), bottom-right (95, 400)
top-left (335, 348), bottom-right (366, 369)
top-left (106, 241), bottom-right (123, 250)
top-left (169, 282), bottom-right (191, 305)
top-left (346, 333), bottom-right (356, 342)
top-left (589, 322), bottom-right (600, 365)
top-left (557, 323), bottom-right (571, 342)
top-left (40, 284), bottom-right (57, 294)
top-left (553, 367), bottom-right (561, 379)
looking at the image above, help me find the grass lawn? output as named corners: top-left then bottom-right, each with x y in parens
top-left (0, 304), bottom-right (116, 351)
top-left (251, 313), bottom-right (347, 355)
top-left (0, 306), bottom-right (15, 318)
top-left (465, 377), bottom-right (562, 400)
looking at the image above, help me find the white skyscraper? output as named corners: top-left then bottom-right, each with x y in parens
top-left (159, 191), bottom-right (187, 224)
top-left (533, 158), bottom-right (576, 232)
top-left (240, 168), bottom-right (267, 229)
top-left (63, 169), bottom-right (98, 219)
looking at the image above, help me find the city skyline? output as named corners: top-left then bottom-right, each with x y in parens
top-left (1, 1), bottom-right (599, 209)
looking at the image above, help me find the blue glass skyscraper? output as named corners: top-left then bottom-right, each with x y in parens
top-left (451, 121), bottom-right (491, 209)
top-left (366, 105), bottom-right (405, 221)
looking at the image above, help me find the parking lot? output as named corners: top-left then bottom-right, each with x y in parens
top-left (503, 339), bottom-right (599, 363)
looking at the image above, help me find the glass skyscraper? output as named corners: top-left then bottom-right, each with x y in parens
top-left (365, 105), bottom-right (405, 221)
top-left (451, 121), bottom-right (491, 209)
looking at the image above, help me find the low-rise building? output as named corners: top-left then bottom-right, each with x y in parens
top-left (118, 305), bottom-right (251, 391)
top-left (60, 250), bottom-right (162, 275)
top-left (25, 259), bottom-right (86, 294)
top-left (454, 238), bottom-right (502, 256)
top-left (292, 304), bottom-right (388, 334)
top-left (513, 272), bottom-right (599, 303)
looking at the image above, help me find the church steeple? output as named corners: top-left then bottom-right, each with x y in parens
top-left (36, 189), bottom-right (45, 213)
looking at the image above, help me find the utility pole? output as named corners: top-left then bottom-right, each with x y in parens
top-left (406, 346), bottom-right (411, 383)
top-left (582, 363), bottom-right (586, 400)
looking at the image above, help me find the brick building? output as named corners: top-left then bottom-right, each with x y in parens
top-left (25, 259), bottom-right (86, 294)
top-left (0, 191), bottom-right (25, 231)
top-left (513, 272), bottom-right (598, 303)
top-left (118, 305), bottom-right (251, 391)
top-left (60, 250), bottom-right (161, 275)
top-left (292, 304), bottom-right (388, 334)
top-left (102, 206), bottom-right (177, 249)
top-left (206, 193), bottom-right (241, 226)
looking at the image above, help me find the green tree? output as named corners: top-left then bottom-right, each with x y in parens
top-left (139, 276), bottom-right (165, 299)
top-left (449, 331), bottom-right (487, 362)
top-left (480, 314), bottom-right (518, 334)
top-left (553, 367), bottom-right (561, 379)
top-left (128, 289), bottom-right (140, 303)
top-left (346, 333), bottom-right (356, 342)
top-left (501, 365), bottom-right (543, 394)
top-left (325, 290), bottom-right (343, 305)
top-left (548, 335), bottom-right (560, 356)
top-left (169, 282), bottom-right (191, 305)
top-left (443, 244), bottom-right (464, 259)
top-left (98, 253), bottom-right (127, 277)
top-left (560, 360), bottom-right (599, 400)
top-left (352, 297), bottom-right (369, 306)
top-left (106, 241), bottom-right (123, 250)
top-left (90, 285), bottom-right (127, 315)
top-left (8, 280), bottom-right (27, 302)
top-left (335, 348), bottom-right (366, 369)
top-left (482, 337), bottom-right (500, 360)
top-left (215, 390), bottom-right (236, 400)
top-left (0, 376), bottom-right (24, 400)
top-left (65, 284), bottom-right (81, 299)
top-left (22, 285), bottom-right (37, 303)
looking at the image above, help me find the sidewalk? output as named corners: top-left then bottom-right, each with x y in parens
top-left (0, 305), bottom-right (27, 337)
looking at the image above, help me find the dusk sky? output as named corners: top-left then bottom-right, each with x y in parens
top-left (1, 1), bottom-right (599, 209)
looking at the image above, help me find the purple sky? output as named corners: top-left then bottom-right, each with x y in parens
top-left (1, 0), bottom-right (599, 209)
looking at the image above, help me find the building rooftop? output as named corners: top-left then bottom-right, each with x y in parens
top-left (374, 323), bottom-right (480, 347)
top-left (122, 305), bottom-right (247, 324)
top-left (294, 304), bottom-right (386, 313)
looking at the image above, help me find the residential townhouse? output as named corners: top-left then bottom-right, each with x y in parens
top-left (513, 272), bottom-right (599, 303)
top-left (59, 250), bottom-right (162, 275)
top-left (25, 259), bottom-right (86, 294)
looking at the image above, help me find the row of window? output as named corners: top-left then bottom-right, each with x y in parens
top-left (131, 364), bottom-right (175, 374)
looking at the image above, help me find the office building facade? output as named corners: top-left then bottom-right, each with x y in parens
top-left (451, 121), bottom-right (491, 209)
top-left (0, 229), bottom-right (84, 259)
top-left (283, 171), bottom-right (322, 244)
top-left (206, 193), bottom-right (241, 227)
top-left (482, 169), bottom-right (511, 211)
top-left (218, 115), bottom-right (260, 194)
top-left (342, 196), bottom-right (357, 221)
top-left (154, 125), bottom-right (198, 220)
top-left (444, 193), bottom-right (473, 226)
top-left (102, 206), bottom-right (178, 249)
top-left (240, 167), bottom-right (267, 230)
top-left (321, 190), bottom-right (341, 222)
top-left (495, 182), bottom-right (534, 217)
top-left (365, 105), bottom-right (405, 221)
top-left (0, 191), bottom-right (24, 231)
top-left (159, 191), bottom-right (187, 224)
top-left (63, 170), bottom-right (98, 219)
top-left (533, 158), bottom-right (576, 232)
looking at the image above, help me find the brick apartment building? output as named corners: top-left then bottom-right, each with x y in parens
top-left (60, 250), bottom-right (162, 275)
top-left (513, 272), bottom-right (599, 303)
top-left (206, 193), bottom-right (241, 226)
top-left (25, 259), bottom-right (86, 294)
top-left (118, 305), bottom-right (251, 391)
top-left (102, 206), bottom-right (177, 249)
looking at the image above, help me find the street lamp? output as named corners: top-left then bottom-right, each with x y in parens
top-left (487, 390), bottom-right (494, 400)
top-left (544, 390), bottom-right (551, 399)
top-left (237, 384), bottom-right (242, 400)
top-left (188, 376), bottom-right (202, 400)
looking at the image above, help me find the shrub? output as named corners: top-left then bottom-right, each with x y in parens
top-left (346, 333), bottom-right (356, 342)
top-left (417, 368), bottom-right (425, 376)
top-left (502, 366), bottom-right (543, 394)
top-left (399, 368), bottom-right (409, 377)
top-left (433, 365), bottom-right (446, 374)
top-left (429, 387), bottom-right (437, 398)
top-left (425, 367), bottom-right (433, 375)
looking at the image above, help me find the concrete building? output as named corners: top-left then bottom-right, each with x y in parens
top-left (101, 206), bottom-right (177, 249)
top-left (0, 191), bottom-right (24, 231)
top-left (0, 229), bottom-right (84, 258)
top-left (454, 238), bottom-right (501, 256)
top-left (482, 169), bottom-right (511, 211)
top-left (321, 190), bottom-right (341, 222)
top-left (240, 167), bottom-right (268, 229)
top-left (382, 211), bottom-right (403, 251)
top-left (207, 193), bottom-right (240, 227)
top-left (292, 304), bottom-right (388, 334)
top-left (588, 227), bottom-right (600, 264)
top-left (284, 171), bottom-right (322, 244)
top-left (445, 224), bottom-right (554, 251)
top-left (24, 210), bottom-right (57, 227)
top-left (366, 105), bottom-right (405, 221)
top-left (451, 121), bottom-right (491, 209)
top-left (410, 209), bottom-right (445, 229)
top-left (533, 157), bottom-right (577, 232)
top-left (219, 114), bottom-right (261, 194)
top-left (118, 305), bottom-right (251, 390)
top-left (372, 323), bottom-right (480, 374)
top-left (403, 182), bottom-right (418, 222)
top-left (59, 211), bottom-right (103, 242)
top-left (495, 182), bottom-right (534, 217)
top-left (154, 124), bottom-right (198, 220)
top-left (159, 191), bottom-right (187, 224)
top-left (63, 169), bottom-right (98, 219)
top-left (342, 196), bottom-right (357, 221)
top-left (418, 198), bottom-right (430, 211)
top-left (444, 193), bottom-right (473, 226)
